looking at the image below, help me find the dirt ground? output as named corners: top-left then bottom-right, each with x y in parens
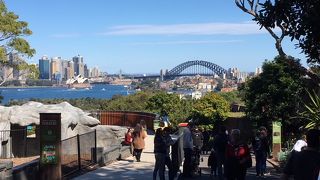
top-left (1, 156), bottom-right (40, 167)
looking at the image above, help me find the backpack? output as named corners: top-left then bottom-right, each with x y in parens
top-left (192, 131), bottom-right (203, 148)
top-left (254, 137), bottom-right (262, 151)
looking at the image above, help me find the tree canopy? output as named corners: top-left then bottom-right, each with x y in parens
top-left (235, 0), bottom-right (320, 65)
top-left (240, 56), bottom-right (306, 127)
top-left (0, 0), bottom-right (35, 61)
top-left (0, 0), bottom-right (36, 85)
top-left (147, 91), bottom-right (192, 125)
top-left (192, 92), bottom-right (230, 124)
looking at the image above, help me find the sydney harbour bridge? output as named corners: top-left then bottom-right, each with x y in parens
top-left (130, 60), bottom-right (227, 80)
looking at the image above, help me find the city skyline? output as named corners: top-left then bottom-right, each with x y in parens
top-left (7, 0), bottom-right (308, 74)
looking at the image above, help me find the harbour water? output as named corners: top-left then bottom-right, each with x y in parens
top-left (0, 84), bottom-right (133, 105)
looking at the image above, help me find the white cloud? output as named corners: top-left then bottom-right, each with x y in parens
top-left (130, 40), bottom-right (243, 45)
top-left (102, 22), bottom-right (272, 36)
top-left (51, 33), bottom-right (81, 38)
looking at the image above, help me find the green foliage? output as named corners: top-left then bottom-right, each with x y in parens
top-left (0, 0), bottom-right (35, 60)
top-left (103, 91), bottom-right (153, 111)
top-left (218, 91), bottom-right (243, 105)
top-left (240, 56), bottom-right (306, 126)
top-left (192, 92), bottom-right (230, 124)
top-left (258, 0), bottom-right (320, 64)
top-left (299, 90), bottom-right (320, 129)
top-left (147, 91), bottom-right (193, 125)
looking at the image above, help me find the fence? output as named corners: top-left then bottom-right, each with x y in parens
top-left (0, 125), bottom-right (40, 158)
top-left (91, 111), bottom-right (156, 130)
top-left (61, 130), bottom-right (97, 177)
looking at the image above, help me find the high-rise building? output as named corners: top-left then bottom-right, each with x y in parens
top-left (89, 67), bottom-right (100, 78)
top-left (61, 60), bottom-right (68, 80)
top-left (72, 55), bottom-right (84, 76)
top-left (84, 64), bottom-right (89, 78)
top-left (39, 56), bottom-right (50, 79)
top-left (51, 57), bottom-right (61, 80)
top-left (66, 61), bottom-right (74, 80)
top-left (255, 67), bottom-right (262, 76)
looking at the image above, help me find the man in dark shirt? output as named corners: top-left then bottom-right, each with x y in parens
top-left (213, 126), bottom-right (228, 180)
top-left (282, 129), bottom-right (320, 180)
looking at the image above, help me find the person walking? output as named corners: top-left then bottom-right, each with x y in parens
top-left (213, 126), bottom-right (228, 180)
top-left (132, 123), bottom-right (147, 162)
top-left (282, 129), bottom-right (320, 180)
top-left (224, 129), bottom-right (251, 180)
top-left (153, 128), bottom-right (166, 180)
top-left (163, 127), bottom-right (175, 180)
top-left (182, 122), bottom-right (194, 177)
top-left (253, 127), bottom-right (270, 177)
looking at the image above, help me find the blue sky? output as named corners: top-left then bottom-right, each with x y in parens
top-left (6, 0), bottom-right (307, 74)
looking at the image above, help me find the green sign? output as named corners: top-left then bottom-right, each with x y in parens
top-left (272, 121), bottom-right (282, 144)
top-left (40, 116), bottom-right (61, 165)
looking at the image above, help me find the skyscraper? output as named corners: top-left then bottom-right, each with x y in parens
top-left (51, 57), bottom-right (61, 80)
top-left (66, 61), bottom-right (74, 79)
top-left (84, 64), bottom-right (89, 78)
top-left (39, 56), bottom-right (50, 79)
top-left (72, 55), bottom-right (84, 76)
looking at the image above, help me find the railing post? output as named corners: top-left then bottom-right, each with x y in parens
top-left (94, 129), bottom-right (97, 163)
top-left (77, 134), bottom-right (81, 170)
top-left (24, 128), bottom-right (27, 157)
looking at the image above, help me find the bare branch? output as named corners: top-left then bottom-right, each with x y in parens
top-left (255, 0), bottom-right (260, 12)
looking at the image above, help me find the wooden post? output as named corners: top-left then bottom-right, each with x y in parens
top-left (94, 129), bottom-right (97, 163)
top-left (39, 113), bottom-right (62, 180)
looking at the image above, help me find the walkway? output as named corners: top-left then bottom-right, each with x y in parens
top-left (73, 135), bottom-right (281, 180)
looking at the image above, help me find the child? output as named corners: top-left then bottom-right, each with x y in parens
top-left (208, 149), bottom-right (217, 176)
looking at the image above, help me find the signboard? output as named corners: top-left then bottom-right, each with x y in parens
top-left (39, 113), bottom-right (61, 180)
top-left (26, 125), bottom-right (36, 138)
top-left (272, 121), bottom-right (281, 144)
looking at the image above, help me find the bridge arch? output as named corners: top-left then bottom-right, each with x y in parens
top-left (166, 60), bottom-right (227, 77)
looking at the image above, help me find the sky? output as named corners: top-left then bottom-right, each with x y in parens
top-left (6, 0), bottom-right (308, 74)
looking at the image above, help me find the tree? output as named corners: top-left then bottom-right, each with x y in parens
top-left (235, 0), bottom-right (287, 57)
top-left (192, 92), bottom-right (230, 124)
top-left (147, 92), bottom-right (192, 125)
top-left (240, 56), bottom-right (305, 127)
top-left (235, 0), bottom-right (320, 83)
top-left (0, 0), bottom-right (35, 84)
top-left (257, 0), bottom-right (320, 64)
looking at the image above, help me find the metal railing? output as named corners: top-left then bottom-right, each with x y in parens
top-left (90, 111), bottom-right (156, 130)
top-left (61, 130), bottom-right (97, 177)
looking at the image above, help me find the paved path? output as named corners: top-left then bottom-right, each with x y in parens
top-left (74, 135), bottom-right (281, 180)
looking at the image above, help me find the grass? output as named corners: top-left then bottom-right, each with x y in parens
top-left (227, 112), bottom-right (245, 118)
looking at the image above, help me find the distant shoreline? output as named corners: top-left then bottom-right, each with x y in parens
top-left (0, 86), bottom-right (57, 89)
